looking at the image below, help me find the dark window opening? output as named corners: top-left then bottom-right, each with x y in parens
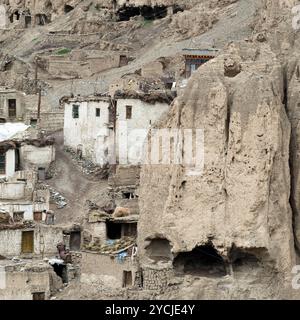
top-left (123, 271), bottom-right (133, 288)
top-left (64, 5), bottom-right (74, 13)
top-left (14, 11), bottom-right (20, 21)
top-left (173, 244), bottom-right (226, 277)
top-left (126, 105), bottom-right (132, 119)
top-left (0, 118), bottom-right (6, 123)
top-left (119, 55), bottom-right (128, 67)
top-left (34, 212), bottom-right (43, 222)
top-left (32, 292), bottom-right (45, 300)
top-left (36, 14), bottom-right (50, 26)
top-left (96, 108), bottom-right (100, 117)
top-left (145, 238), bottom-right (173, 263)
top-left (30, 119), bottom-right (37, 127)
top-left (9, 15), bottom-right (13, 23)
top-left (38, 167), bottom-right (46, 180)
top-left (72, 104), bottom-right (79, 119)
top-left (25, 15), bottom-right (32, 28)
top-left (21, 231), bottom-right (34, 254)
top-left (122, 191), bottom-right (134, 199)
top-left (15, 148), bottom-right (20, 171)
top-left (70, 231), bottom-right (81, 251)
top-left (122, 223), bottom-right (137, 237)
top-left (0, 152), bottom-right (5, 174)
top-left (140, 5), bottom-right (167, 20)
top-left (51, 263), bottom-right (68, 283)
top-left (8, 99), bottom-right (17, 118)
top-left (13, 211), bottom-right (24, 222)
top-left (117, 5), bottom-right (167, 22)
top-left (106, 222), bottom-right (122, 240)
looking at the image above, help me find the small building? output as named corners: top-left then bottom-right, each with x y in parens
top-left (63, 96), bottom-right (113, 166)
top-left (0, 88), bottom-right (26, 123)
top-left (80, 212), bottom-right (139, 289)
top-left (0, 223), bottom-right (63, 258)
top-left (0, 259), bottom-right (61, 300)
top-left (63, 91), bottom-right (172, 167)
top-left (0, 123), bottom-right (55, 222)
top-left (182, 48), bottom-right (218, 78)
top-left (114, 93), bottom-right (170, 166)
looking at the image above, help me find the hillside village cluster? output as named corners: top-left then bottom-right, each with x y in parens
top-left (4, 0), bottom-right (295, 302)
top-left (0, 21), bottom-right (217, 298)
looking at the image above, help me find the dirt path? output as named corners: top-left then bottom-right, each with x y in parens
top-left (47, 131), bottom-right (108, 226)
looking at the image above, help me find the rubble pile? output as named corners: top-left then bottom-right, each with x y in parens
top-left (49, 187), bottom-right (68, 209)
top-left (64, 147), bottom-right (110, 179)
top-left (36, 182), bottom-right (67, 209)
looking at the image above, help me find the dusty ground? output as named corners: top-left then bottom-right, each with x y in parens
top-left (47, 131), bottom-right (108, 226)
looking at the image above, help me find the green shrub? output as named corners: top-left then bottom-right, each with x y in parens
top-left (56, 48), bottom-right (72, 55)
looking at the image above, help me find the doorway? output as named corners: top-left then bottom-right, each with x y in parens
top-left (8, 99), bottom-right (17, 118)
top-left (69, 231), bottom-right (81, 251)
top-left (122, 271), bottom-right (133, 288)
top-left (32, 292), bottom-right (45, 300)
top-left (21, 231), bottom-right (34, 254)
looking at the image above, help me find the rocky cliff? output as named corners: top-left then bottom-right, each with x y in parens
top-left (137, 0), bottom-right (300, 299)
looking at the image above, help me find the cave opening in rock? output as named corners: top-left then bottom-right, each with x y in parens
top-left (64, 5), bottom-right (74, 14)
top-left (173, 244), bottom-right (227, 277)
top-left (35, 14), bottom-right (50, 26)
top-left (140, 5), bottom-right (167, 20)
top-left (229, 247), bottom-right (261, 272)
top-left (145, 238), bottom-right (173, 263)
top-left (117, 5), bottom-right (167, 22)
top-left (117, 6), bottom-right (141, 21)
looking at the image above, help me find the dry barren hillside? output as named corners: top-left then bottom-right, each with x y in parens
top-left (2, 0), bottom-right (300, 300)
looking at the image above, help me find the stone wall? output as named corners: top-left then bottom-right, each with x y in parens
top-left (0, 262), bottom-right (53, 300)
top-left (20, 144), bottom-right (55, 171)
top-left (141, 266), bottom-right (173, 291)
top-left (0, 225), bottom-right (63, 258)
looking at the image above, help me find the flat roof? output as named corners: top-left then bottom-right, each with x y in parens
top-left (0, 122), bottom-right (29, 142)
top-left (182, 48), bottom-right (219, 56)
top-left (65, 96), bottom-right (111, 103)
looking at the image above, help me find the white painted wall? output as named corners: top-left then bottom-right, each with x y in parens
top-left (0, 182), bottom-right (25, 200)
top-left (0, 203), bottom-right (33, 220)
top-left (0, 149), bottom-right (16, 178)
top-left (20, 145), bottom-right (55, 171)
top-left (116, 99), bottom-right (169, 165)
top-left (0, 202), bottom-right (48, 221)
top-left (64, 100), bottom-right (111, 165)
top-left (0, 229), bottom-right (22, 256)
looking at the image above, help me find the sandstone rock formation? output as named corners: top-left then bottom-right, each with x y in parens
top-left (137, 0), bottom-right (300, 299)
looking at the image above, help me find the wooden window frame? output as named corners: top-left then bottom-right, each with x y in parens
top-left (8, 99), bottom-right (17, 118)
top-left (126, 105), bottom-right (132, 120)
top-left (72, 104), bottom-right (79, 119)
top-left (0, 152), bottom-right (6, 174)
